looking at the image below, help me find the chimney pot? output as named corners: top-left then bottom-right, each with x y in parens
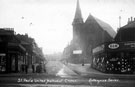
top-left (128, 18), bottom-right (130, 24)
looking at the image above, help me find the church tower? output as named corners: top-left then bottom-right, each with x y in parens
top-left (72, 0), bottom-right (84, 42)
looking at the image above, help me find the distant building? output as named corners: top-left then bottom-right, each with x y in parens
top-left (63, 0), bottom-right (116, 64)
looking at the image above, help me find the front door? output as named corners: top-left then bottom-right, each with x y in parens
top-left (11, 55), bottom-right (16, 72)
top-left (0, 53), bottom-right (6, 73)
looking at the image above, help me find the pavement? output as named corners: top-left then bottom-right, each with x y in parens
top-left (66, 63), bottom-right (135, 80)
top-left (67, 63), bottom-right (103, 75)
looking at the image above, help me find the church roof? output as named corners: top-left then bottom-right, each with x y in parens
top-left (85, 14), bottom-right (116, 38)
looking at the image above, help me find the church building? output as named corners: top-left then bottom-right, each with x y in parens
top-left (63, 0), bottom-right (116, 64)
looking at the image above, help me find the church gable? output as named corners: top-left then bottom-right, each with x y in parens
top-left (84, 14), bottom-right (101, 34)
top-left (95, 18), bottom-right (116, 38)
top-left (82, 14), bottom-right (116, 47)
top-left (84, 14), bottom-right (116, 38)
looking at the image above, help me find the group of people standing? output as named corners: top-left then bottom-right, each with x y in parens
top-left (21, 63), bottom-right (46, 74)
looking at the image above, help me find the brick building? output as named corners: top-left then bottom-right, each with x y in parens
top-left (115, 17), bottom-right (135, 41)
top-left (0, 28), bottom-right (26, 73)
top-left (0, 28), bottom-right (45, 73)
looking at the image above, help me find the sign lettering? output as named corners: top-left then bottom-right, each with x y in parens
top-left (108, 43), bottom-right (119, 49)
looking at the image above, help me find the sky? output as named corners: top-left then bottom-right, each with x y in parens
top-left (0, 0), bottom-right (135, 54)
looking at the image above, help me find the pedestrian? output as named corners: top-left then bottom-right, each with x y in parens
top-left (22, 64), bottom-right (25, 73)
top-left (32, 65), bottom-right (35, 73)
top-left (43, 64), bottom-right (46, 73)
top-left (25, 65), bottom-right (28, 74)
top-left (36, 63), bottom-right (42, 73)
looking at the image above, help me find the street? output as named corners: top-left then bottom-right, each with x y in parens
top-left (46, 61), bottom-right (78, 76)
top-left (0, 61), bottom-right (135, 87)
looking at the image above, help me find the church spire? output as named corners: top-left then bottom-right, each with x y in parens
top-left (72, 0), bottom-right (83, 24)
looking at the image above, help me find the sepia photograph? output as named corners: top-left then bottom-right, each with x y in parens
top-left (0, 0), bottom-right (135, 87)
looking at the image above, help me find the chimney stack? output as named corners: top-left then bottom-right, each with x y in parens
top-left (128, 17), bottom-right (135, 24)
top-left (131, 17), bottom-right (133, 22)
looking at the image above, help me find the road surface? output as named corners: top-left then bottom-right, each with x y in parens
top-left (45, 61), bottom-right (78, 76)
